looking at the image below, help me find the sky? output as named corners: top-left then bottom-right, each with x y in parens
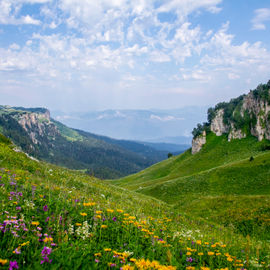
top-left (0, 0), bottom-right (270, 112)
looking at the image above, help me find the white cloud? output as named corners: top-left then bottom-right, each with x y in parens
top-left (150, 114), bottom-right (184, 121)
top-left (228, 73), bottom-right (240, 80)
top-left (9, 43), bottom-right (21, 50)
top-left (251, 8), bottom-right (270, 30)
top-left (22, 15), bottom-right (41, 25)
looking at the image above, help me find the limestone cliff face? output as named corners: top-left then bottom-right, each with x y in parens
top-left (242, 91), bottom-right (270, 141)
top-left (17, 109), bottom-right (59, 145)
top-left (191, 81), bottom-right (270, 154)
top-left (210, 109), bottom-right (229, 136)
top-left (191, 131), bottom-right (206, 154)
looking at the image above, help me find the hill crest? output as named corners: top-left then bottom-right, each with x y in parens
top-left (192, 80), bottom-right (270, 154)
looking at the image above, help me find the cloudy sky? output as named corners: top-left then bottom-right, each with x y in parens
top-left (0, 0), bottom-right (270, 112)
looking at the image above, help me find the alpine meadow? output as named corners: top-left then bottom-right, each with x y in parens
top-left (1, 1), bottom-right (270, 270)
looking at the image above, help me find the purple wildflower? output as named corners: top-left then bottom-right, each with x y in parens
top-left (9, 261), bottom-right (19, 270)
top-left (43, 205), bottom-right (48, 212)
top-left (40, 256), bottom-right (52, 264)
top-left (186, 257), bottom-right (193, 262)
top-left (41, 246), bottom-right (52, 256)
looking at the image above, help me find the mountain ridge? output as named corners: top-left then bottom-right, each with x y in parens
top-left (0, 105), bottom-right (172, 179)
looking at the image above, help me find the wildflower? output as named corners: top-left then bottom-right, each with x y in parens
top-left (13, 248), bottom-right (21, 254)
top-left (208, 252), bottom-right (214, 256)
top-left (0, 259), bottom-right (8, 265)
top-left (117, 209), bottom-right (123, 213)
top-left (96, 211), bottom-right (102, 214)
top-left (186, 252), bottom-right (192, 256)
top-left (40, 246), bottom-right (52, 264)
top-left (43, 205), bottom-right (48, 212)
top-left (21, 241), bottom-right (30, 247)
top-left (75, 223), bottom-right (82, 226)
top-left (121, 265), bottom-right (134, 270)
top-left (44, 237), bottom-right (53, 243)
top-left (9, 261), bottom-right (19, 270)
top-left (112, 217), bottom-right (117, 222)
top-left (41, 246), bottom-right (52, 256)
top-left (198, 252), bottom-right (204, 256)
top-left (31, 221), bottom-right (39, 226)
top-left (186, 257), bottom-right (193, 262)
top-left (80, 213), bottom-right (87, 216)
top-left (104, 248), bottom-right (112, 252)
top-left (107, 209), bottom-right (114, 213)
top-left (94, 253), bottom-right (101, 257)
top-left (101, 225), bottom-right (107, 229)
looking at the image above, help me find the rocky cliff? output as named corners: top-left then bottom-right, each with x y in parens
top-left (16, 109), bottom-right (58, 145)
top-left (192, 80), bottom-right (270, 154)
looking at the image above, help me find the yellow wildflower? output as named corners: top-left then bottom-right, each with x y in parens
top-left (121, 265), bottom-right (134, 270)
top-left (101, 225), bottom-right (107, 229)
top-left (106, 209), bottom-right (114, 213)
top-left (94, 253), bottom-right (101, 257)
top-left (96, 210), bottom-right (102, 214)
top-left (80, 212), bottom-right (87, 216)
top-left (75, 223), bottom-right (82, 226)
top-left (208, 252), bottom-right (214, 256)
top-left (104, 248), bottom-right (112, 252)
top-left (31, 221), bottom-right (39, 226)
top-left (117, 209), bottom-right (124, 213)
top-left (44, 237), bottom-right (53, 243)
top-left (0, 259), bottom-right (8, 265)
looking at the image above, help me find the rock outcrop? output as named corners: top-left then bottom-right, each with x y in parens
top-left (210, 109), bottom-right (229, 136)
top-left (191, 81), bottom-right (270, 154)
top-left (191, 131), bottom-right (206, 154)
top-left (17, 109), bottom-right (59, 145)
top-left (242, 91), bottom-right (270, 141)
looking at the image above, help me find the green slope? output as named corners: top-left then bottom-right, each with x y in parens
top-left (112, 133), bottom-right (269, 190)
top-left (2, 134), bottom-right (270, 268)
top-left (111, 133), bottom-right (270, 241)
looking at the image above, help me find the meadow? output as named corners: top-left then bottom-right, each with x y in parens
top-left (0, 134), bottom-right (269, 269)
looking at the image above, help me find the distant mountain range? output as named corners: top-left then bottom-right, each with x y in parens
top-left (0, 106), bottom-right (189, 179)
top-left (51, 107), bottom-right (208, 144)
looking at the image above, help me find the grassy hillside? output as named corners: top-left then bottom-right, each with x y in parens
top-left (0, 134), bottom-right (269, 269)
top-left (112, 133), bottom-right (269, 190)
top-left (111, 133), bottom-right (270, 243)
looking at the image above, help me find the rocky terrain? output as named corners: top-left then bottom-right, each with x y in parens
top-left (192, 80), bottom-right (270, 154)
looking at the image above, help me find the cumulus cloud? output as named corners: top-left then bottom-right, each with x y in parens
top-left (1, 0), bottom-right (270, 111)
top-left (251, 8), bottom-right (270, 30)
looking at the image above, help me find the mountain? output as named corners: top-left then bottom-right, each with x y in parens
top-left (1, 132), bottom-right (268, 268)
top-left (0, 106), bottom-right (170, 179)
top-left (111, 80), bottom-right (270, 241)
top-left (51, 107), bottom-right (208, 143)
top-left (191, 80), bottom-right (270, 154)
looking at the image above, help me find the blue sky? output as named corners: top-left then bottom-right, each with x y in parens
top-left (0, 0), bottom-right (270, 112)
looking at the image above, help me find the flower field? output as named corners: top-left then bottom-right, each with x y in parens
top-left (0, 139), bottom-right (269, 269)
top-left (0, 166), bottom-right (269, 270)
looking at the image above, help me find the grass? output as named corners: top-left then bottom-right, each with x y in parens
top-left (111, 133), bottom-right (270, 253)
top-left (0, 136), bottom-right (270, 269)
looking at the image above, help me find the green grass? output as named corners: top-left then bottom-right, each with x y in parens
top-left (112, 134), bottom-right (267, 190)
top-left (111, 133), bottom-right (270, 245)
top-left (0, 135), bottom-right (270, 269)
